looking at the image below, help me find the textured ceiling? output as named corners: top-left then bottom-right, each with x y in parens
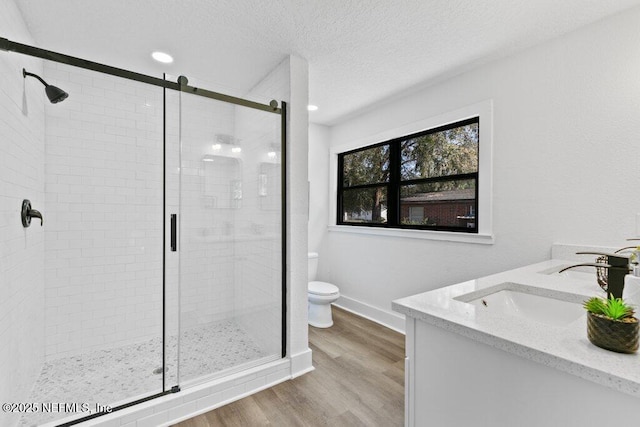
top-left (15, 0), bottom-right (640, 125)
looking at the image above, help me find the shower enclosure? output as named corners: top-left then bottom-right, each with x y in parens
top-left (0, 38), bottom-right (285, 427)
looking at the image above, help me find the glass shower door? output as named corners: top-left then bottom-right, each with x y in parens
top-left (19, 64), bottom-right (167, 427)
top-left (174, 86), bottom-right (283, 386)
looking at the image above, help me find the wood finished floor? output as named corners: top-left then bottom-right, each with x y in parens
top-left (173, 307), bottom-right (405, 426)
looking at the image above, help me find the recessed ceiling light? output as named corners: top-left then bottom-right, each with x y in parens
top-left (307, 105), bottom-right (318, 111)
top-left (151, 51), bottom-right (173, 64)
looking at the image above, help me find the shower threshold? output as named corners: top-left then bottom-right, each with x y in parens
top-left (20, 318), bottom-right (271, 427)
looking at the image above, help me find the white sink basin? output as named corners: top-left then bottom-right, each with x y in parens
top-left (459, 284), bottom-right (586, 327)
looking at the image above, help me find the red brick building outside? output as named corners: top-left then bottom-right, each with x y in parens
top-left (400, 188), bottom-right (475, 228)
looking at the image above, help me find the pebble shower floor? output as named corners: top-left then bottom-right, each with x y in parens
top-left (20, 319), bottom-right (267, 426)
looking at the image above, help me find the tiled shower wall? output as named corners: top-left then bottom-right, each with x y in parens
top-left (0, 1), bottom-right (46, 425)
top-left (232, 107), bottom-right (282, 355)
top-left (234, 60), bottom-right (289, 355)
top-left (42, 63), bottom-right (165, 360)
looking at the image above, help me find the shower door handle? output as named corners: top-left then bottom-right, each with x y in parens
top-left (170, 214), bottom-right (177, 251)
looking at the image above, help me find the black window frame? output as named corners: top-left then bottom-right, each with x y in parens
top-left (337, 117), bottom-right (479, 233)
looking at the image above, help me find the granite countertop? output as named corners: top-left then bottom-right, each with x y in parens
top-left (392, 259), bottom-right (640, 398)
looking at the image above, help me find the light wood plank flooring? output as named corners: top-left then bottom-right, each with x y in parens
top-left (174, 306), bottom-right (405, 426)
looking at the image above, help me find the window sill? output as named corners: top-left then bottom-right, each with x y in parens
top-left (327, 225), bottom-right (494, 245)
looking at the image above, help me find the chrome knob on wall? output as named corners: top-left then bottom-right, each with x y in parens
top-left (21, 199), bottom-right (43, 227)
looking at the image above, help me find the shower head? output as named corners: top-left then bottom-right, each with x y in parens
top-left (23, 68), bottom-right (69, 103)
top-left (44, 85), bottom-right (69, 104)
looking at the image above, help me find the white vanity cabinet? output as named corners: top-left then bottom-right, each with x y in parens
top-left (394, 261), bottom-right (640, 427)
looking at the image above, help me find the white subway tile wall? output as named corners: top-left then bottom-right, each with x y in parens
top-left (0, 2), bottom-right (47, 426)
top-left (42, 62), bottom-right (165, 360)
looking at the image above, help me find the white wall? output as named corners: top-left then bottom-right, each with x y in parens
top-left (317, 7), bottom-right (640, 331)
top-left (0, 0), bottom-right (46, 425)
top-left (308, 123), bottom-right (330, 253)
top-left (286, 56), bottom-right (312, 375)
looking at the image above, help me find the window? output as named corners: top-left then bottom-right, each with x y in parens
top-left (337, 117), bottom-right (479, 233)
top-left (408, 206), bottom-right (424, 223)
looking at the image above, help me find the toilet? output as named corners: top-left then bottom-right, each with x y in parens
top-left (308, 252), bottom-right (340, 328)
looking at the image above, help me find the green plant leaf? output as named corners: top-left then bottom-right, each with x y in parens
top-left (584, 295), bottom-right (635, 320)
top-left (583, 297), bottom-right (606, 315)
top-left (605, 295), bottom-right (635, 320)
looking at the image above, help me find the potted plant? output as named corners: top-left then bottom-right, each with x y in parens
top-left (583, 295), bottom-right (639, 354)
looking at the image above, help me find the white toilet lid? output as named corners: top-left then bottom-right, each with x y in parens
top-left (309, 281), bottom-right (339, 296)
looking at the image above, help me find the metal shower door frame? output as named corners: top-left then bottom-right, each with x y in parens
top-left (0, 37), bottom-right (281, 114)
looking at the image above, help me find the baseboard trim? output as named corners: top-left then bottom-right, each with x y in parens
top-left (334, 295), bottom-right (405, 334)
top-left (290, 347), bottom-right (314, 378)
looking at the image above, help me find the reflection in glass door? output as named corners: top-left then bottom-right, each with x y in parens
top-left (174, 86), bottom-right (284, 387)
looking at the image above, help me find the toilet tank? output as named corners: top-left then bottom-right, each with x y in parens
top-left (308, 252), bottom-right (319, 281)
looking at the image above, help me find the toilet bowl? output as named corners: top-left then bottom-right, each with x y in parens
top-left (308, 252), bottom-right (340, 328)
top-left (308, 281), bottom-right (340, 328)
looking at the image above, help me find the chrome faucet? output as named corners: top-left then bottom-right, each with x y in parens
top-left (558, 251), bottom-right (630, 299)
